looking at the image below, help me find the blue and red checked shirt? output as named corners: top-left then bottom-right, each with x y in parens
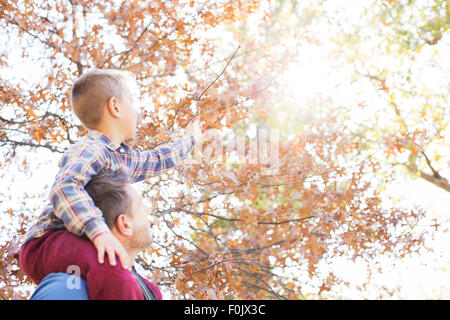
top-left (24, 128), bottom-right (196, 243)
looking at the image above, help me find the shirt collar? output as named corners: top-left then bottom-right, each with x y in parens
top-left (87, 129), bottom-right (121, 151)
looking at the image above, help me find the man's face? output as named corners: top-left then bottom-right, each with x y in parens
top-left (126, 185), bottom-right (152, 250)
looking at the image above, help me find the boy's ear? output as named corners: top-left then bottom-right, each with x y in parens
top-left (106, 97), bottom-right (122, 119)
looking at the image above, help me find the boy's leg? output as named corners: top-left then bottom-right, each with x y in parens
top-left (19, 231), bottom-right (59, 284)
top-left (19, 229), bottom-right (144, 300)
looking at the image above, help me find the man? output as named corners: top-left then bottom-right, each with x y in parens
top-left (24, 170), bottom-right (161, 300)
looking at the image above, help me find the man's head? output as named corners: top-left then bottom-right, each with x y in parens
top-left (85, 170), bottom-right (152, 253)
top-left (71, 69), bottom-right (139, 139)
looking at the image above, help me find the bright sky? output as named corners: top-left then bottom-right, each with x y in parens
top-left (275, 0), bottom-right (450, 298)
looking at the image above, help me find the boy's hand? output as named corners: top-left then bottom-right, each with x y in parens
top-left (185, 115), bottom-right (202, 144)
top-left (93, 232), bottom-right (130, 270)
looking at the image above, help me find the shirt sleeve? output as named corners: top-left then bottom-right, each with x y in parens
top-left (49, 143), bottom-right (110, 241)
top-left (129, 133), bottom-right (196, 183)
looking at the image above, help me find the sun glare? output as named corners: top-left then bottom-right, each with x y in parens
top-left (282, 44), bottom-right (333, 106)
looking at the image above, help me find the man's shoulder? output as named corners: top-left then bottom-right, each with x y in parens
top-left (139, 274), bottom-right (163, 300)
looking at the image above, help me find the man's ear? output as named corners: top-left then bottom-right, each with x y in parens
top-left (115, 214), bottom-right (133, 236)
top-left (106, 97), bottom-right (122, 119)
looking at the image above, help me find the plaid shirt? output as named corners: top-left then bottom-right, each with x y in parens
top-left (24, 129), bottom-right (196, 243)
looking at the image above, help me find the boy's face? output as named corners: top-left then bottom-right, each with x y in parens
top-left (120, 81), bottom-right (140, 139)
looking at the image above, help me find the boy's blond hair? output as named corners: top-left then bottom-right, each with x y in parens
top-left (70, 69), bottom-right (136, 128)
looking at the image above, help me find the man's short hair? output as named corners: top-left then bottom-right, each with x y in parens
top-left (85, 170), bottom-right (132, 229)
top-left (70, 69), bottom-right (136, 128)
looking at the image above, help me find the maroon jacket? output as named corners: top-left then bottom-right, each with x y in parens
top-left (19, 229), bottom-right (162, 300)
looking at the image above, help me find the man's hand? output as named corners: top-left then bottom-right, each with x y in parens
top-left (93, 232), bottom-right (130, 270)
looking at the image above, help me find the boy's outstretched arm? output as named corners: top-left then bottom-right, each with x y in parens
top-left (50, 144), bottom-right (130, 270)
top-left (130, 117), bottom-right (202, 182)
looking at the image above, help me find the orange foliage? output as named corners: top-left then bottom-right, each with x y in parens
top-left (0, 0), bottom-right (427, 300)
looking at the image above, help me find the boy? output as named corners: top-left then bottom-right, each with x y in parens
top-left (19, 69), bottom-right (201, 299)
